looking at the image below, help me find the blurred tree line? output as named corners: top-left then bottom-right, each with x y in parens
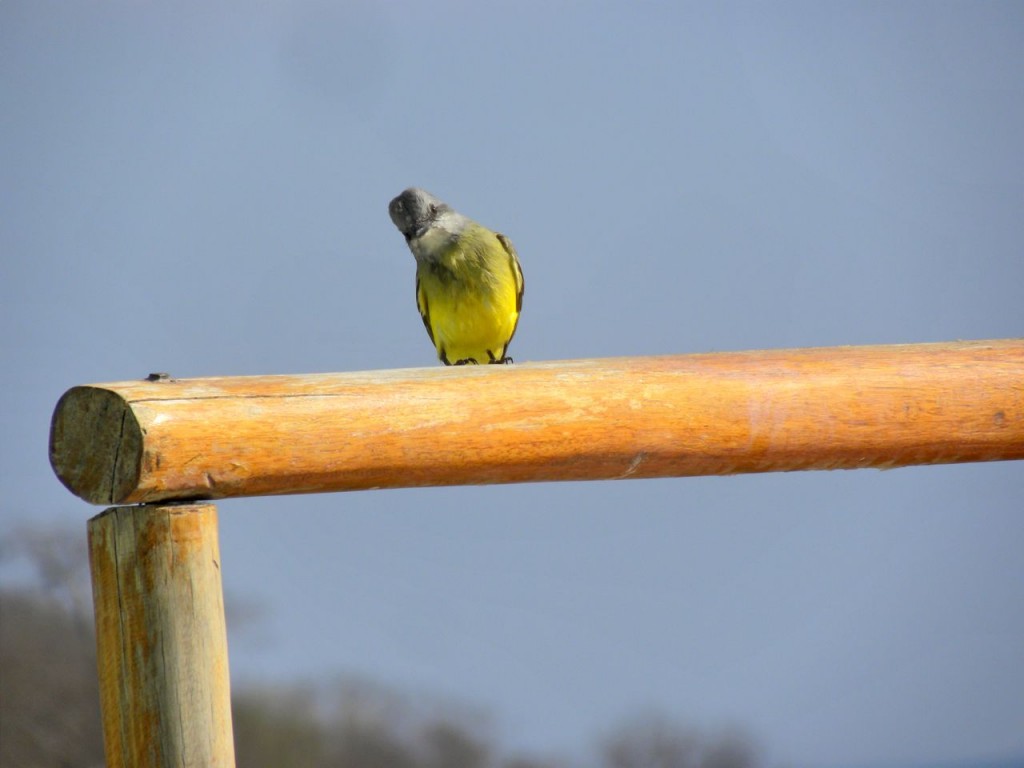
top-left (0, 525), bottom-right (760, 768)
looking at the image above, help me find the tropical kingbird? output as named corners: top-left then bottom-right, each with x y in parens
top-left (388, 188), bottom-right (524, 366)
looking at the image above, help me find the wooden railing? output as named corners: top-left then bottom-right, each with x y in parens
top-left (50, 339), bottom-right (1024, 767)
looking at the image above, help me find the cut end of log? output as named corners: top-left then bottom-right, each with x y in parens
top-left (50, 386), bottom-right (143, 505)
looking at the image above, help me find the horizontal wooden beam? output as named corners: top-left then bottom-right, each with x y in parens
top-left (50, 340), bottom-right (1023, 505)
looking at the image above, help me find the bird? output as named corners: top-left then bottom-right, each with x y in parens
top-left (388, 188), bottom-right (524, 366)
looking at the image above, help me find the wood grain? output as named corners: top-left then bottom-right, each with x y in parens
top-left (52, 340), bottom-right (1024, 505)
top-left (88, 503), bottom-right (235, 768)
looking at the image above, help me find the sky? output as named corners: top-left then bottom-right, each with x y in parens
top-left (2, 2), bottom-right (1023, 766)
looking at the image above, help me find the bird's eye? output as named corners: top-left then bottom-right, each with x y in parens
top-left (429, 204), bottom-right (438, 215)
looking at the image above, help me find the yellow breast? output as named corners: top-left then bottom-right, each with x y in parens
top-left (414, 225), bottom-right (523, 365)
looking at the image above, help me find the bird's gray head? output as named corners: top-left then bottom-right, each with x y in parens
top-left (388, 188), bottom-right (451, 240)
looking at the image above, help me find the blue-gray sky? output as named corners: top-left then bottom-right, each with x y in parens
top-left (2, 2), bottom-right (1022, 766)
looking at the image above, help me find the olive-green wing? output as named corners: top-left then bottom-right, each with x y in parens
top-left (497, 233), bottom-right (524, 313)
top-left (415, 276), bottom-right (435, 346)
top-left (496, 233), bottom-right (524, 360)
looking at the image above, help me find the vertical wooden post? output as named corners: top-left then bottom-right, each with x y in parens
top-left (88, 503), bottom-right (235, 768)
